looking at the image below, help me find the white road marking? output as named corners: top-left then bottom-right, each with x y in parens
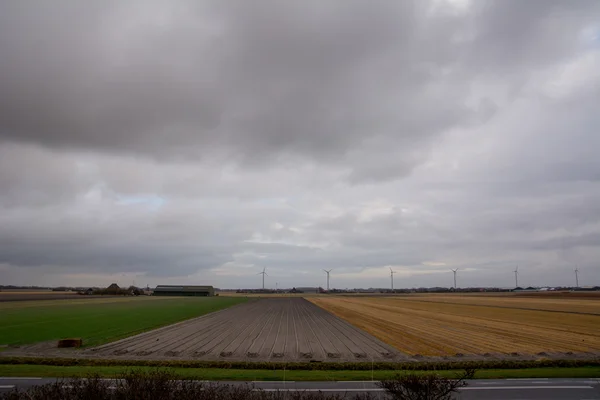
top-left (256, 385), bottom-right (594, 393)
top-left (506, 378), bottom-right (548, 381)
top-left (252, 381), bottom-right (295, 383)
top-left (258, 388), bottom-right (386, 392)
top-left (0, 385), bottom-right (16, 389)
top-left (0, 377), bottom-right (42, 380)
top-left (460, 385), bottom-right (593, 390)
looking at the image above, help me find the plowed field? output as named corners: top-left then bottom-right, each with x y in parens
top-left (90, 298), bottom-right (403, 361)
top-left (309, 296), bottom-right (600, 357)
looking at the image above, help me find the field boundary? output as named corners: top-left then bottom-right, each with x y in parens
top-left (2, 364), bottom-right (600, 380)
top-left (89, 298), bottom-right (257, 351)
top-left (1, 356), bottom-right (599, 371)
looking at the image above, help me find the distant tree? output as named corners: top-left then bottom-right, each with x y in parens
top-left (377, 369), bottom-right (475, 400)
top-left (127, 286), bottom-right (141, 296)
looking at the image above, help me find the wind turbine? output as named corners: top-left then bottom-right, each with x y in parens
top-left (514, 265), bottom-right (519, 288)
top-left (323, 269), bottom-right (332, 291)
top-left (574, 266), bottom-right (579, 288)
top-left (451, 269), bottom-right (458, 289)
top-left (389, 267), bottom-right (397, 292)
top-left (258, 267), bottom-right (268, 290)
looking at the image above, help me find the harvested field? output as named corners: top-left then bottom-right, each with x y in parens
top-left (89, 298), bottom-right (403, 362)
top-left (390, 294), bottom-right (600, 315)
top-left (309, 296), bottom-right (600, 357)
top-left (515, 291), bottom-right (600, 299)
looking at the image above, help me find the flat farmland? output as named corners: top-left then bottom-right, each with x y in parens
top-left (395, 294), bottom-right (600, 315)
top-left (90, 298), bottom-right (403, 361)
top-left (0, 296), bottom-right (247, 347)
top-left (309, 296), bottom-right (600, 357)
top-left (0, 291), bottom-right (81, 302)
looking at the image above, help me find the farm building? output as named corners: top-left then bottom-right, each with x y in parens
top-left (153, 285), bottom-right (215, 297)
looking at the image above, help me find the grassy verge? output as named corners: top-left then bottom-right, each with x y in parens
top-left (2, 357), bottom-right (598, 371)
top-left (0, 297), bottom-right (248, 347)
top-left (0, 364), bottom-right (599, 380)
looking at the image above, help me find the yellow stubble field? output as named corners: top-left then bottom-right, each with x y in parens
top-left (308, 295), bottom-right (600, 356)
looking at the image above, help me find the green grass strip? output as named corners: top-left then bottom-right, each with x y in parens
top-left (1, 357), bottom-right (599, 371)
top-left (0, 364), bottom-right (599, 380)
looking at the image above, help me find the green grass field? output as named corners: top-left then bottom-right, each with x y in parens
top-left (0, 296), bottom-right (247, 347)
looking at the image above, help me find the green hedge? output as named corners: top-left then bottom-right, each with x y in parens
top-left (1, 357), bottom-right (599, 371)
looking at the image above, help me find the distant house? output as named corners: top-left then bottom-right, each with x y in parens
top-left (104, 283), bottom-right (121, 295)
top-left (295, 287), bottom-right (319, 293)
top-left (153, 285), bottom-right (215, 297)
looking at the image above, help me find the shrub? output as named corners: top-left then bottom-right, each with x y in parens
top-left (377, 369), bottom-right (476, 400)
top-left (0, 369), bottom-right (379, 400)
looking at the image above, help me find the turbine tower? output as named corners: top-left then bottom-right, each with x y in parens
top-left (451, 268), bottom-right (458, 289)
top-left (258, 267), bottom-right (268, 290)
top-left (389, 267), bottom-right (397, 292)
top-left (574, 266), bottom-right (579, 288)
top-left (514, 266), bottom-right (519, 288)
top-left (323, 269), bottom-right (332, 291)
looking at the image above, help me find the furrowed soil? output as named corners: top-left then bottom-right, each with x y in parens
top-left (82, 298), bottom-right (405, 362)
top-left (309, 296), bottom-right (600, 358)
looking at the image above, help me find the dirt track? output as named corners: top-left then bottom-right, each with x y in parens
top-left (89, 298), bottom-right (406, 361)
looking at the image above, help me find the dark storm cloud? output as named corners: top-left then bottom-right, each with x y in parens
top-left (0, 0), bottom-right (511, 178)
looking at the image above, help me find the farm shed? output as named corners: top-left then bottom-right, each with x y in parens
top-left (153, 285), bottom-right (215, 297)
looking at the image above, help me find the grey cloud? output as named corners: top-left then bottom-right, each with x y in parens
top-left (467, 1), bottom-right (599, 72)
top-left (1, 1), bottom-right (599, 288)
top-left (1, 0), bottom-right (504, 181)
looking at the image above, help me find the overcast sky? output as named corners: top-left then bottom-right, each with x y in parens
top-left (1, 0), bottom-right (599, 290)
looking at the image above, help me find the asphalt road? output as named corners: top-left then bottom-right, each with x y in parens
top-left (1, 377), bottom-right (599, 399)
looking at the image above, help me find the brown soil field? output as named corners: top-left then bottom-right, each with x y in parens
top-left (88, 298), bottom-right (404, 362)
top-left (309, 296), bottom-right (600, 357)
top-left (515, 291), bottom-right (600, 299)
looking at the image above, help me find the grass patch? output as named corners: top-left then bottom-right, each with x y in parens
top-left (0, 297), bottom-right (247, 347)
top-left (2, 357), bottom-right (599, 371)
top-left (0, 364), bottom-right (599, 380)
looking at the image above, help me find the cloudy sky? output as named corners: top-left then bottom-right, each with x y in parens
top-left (1, 0), bottom-right (599, 290)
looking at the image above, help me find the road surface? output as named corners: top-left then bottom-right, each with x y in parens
top-left (1, 377), bottom-right (599, 398)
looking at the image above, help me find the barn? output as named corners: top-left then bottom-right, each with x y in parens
top-left (153, 285), bottom-right (215, 297)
